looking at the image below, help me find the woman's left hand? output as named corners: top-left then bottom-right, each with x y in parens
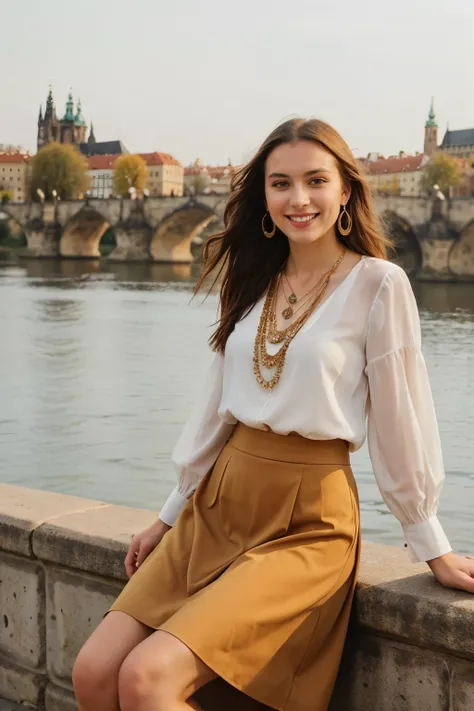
top-left (427, 551), bottom-right (474, 593)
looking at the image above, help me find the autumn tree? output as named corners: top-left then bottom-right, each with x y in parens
top-left (0, 190), bottom-right (13, 203)
top-left (29, 143), bottom-right (90, 201)
top-left (113, 155), bottom-right (148, 197)
top-left (421, 152), bottom-right (461, 196)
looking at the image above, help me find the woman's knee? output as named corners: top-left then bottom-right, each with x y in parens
top-left (118, 639), bottom-right (187, 710)
top-left (72, 644), bottom-right (110, 702)
top-left (118, 651), bottom-right (170, 709)
top-left (72, 612), bottom-right (149, 705)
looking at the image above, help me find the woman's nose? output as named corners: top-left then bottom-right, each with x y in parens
top-left (289, 186), bottom-right (310, 208)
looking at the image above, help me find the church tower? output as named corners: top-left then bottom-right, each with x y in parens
top-left (37, 87), bottom-right (59, 151)
top-left (424, 98), bottom-right (438, 157)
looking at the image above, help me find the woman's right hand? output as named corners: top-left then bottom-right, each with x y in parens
top-left (125, 519), bottom-right (171, 579)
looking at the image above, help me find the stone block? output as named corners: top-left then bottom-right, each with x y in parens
top-left (33, 503), bottom-right (157, 580)
top-left (0, 699), bottom-right (27, 711)
top-left (0, 552), bottom-right (45, 668)
top-left (355, 541), bottom-right (474, 659)
top-left (0, 657), bottom-right (45, 708)
top-left (46, 566), bottom-right (123, 684)
top-left (46, 683), bottom-right (77, 711)
top-left (0, 484), bottom-right (104, 557)
top-left (331, 634), bottom-right (450, 711)
top-left (452, 660), bottom-right (474, 711)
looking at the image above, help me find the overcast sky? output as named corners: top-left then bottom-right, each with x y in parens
top-left (2, 0), bottom-right (473, 166)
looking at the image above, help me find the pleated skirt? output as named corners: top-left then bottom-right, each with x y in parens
top-left (110, 423), bottom-right (361, 711)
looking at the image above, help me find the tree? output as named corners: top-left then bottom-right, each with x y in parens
top-left (29, 142), bottom-right (90, 201)
top-left (113, 155), bottom-right (148, 197)
top-left (0, 190), bottom-right (13, 204)
top-left (421, 152), bottom-right (461, 196)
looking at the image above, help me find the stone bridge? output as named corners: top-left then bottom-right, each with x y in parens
top-left (2, 195), bottom-right (226, 263)
top-left (3, 194), bottom-right (474, 279)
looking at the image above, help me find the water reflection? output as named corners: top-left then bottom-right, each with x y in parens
top-left (413, 280), bottom-right (474, 318)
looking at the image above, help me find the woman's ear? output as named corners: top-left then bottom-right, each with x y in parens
top-left (342, 184), bottom-right (352, 205)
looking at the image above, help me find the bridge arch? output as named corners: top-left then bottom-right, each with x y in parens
top-left (381, 211), bottom-right (422, 276)
top-left (448, 218), bottom-right (474, 278)
top-left (150, 200), bottom-right (218, 262)
top-left (60, 205), bottom-right (113, 258)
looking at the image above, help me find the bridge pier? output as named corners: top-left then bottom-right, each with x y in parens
top-left (23, 222), bottom-right (61, 258)
top-left (110, 221), bottom-right (153, 262)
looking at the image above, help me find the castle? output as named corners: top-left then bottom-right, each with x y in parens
top-left (37, 88), bottom-right (93, 151)
top-left (37, 88), bottom-right (127, 157)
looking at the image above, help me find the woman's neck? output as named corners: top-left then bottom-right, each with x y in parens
top-left (285, 232), bottom-right (344, 281)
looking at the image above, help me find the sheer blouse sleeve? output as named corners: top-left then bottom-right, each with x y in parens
top-left (365, 266), bottom-right (452, 563)
top-left (159, 352), bottom-right (236, 526)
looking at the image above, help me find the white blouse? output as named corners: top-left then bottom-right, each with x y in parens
top-left (159, 256), bottom-right (452, 564)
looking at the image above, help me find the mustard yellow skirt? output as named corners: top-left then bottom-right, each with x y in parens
top-left (110, 423), bottom-right (361, 711)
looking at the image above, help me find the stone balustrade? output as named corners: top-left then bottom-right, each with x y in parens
top-left (0, 483), bottom-right (473, 710)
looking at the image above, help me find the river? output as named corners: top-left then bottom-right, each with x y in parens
top-left (0, 258), bottom-right (473, 556)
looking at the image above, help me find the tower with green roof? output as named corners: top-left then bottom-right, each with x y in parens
top-left (424, 98), bottom-right (438, 157)
top-left (59, 90), bottom-right (88, 145)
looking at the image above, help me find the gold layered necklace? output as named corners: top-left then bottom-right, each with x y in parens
top-left (281, 273), bottom-right (321, 320)
top-left (253, 250), bottom-right (346, 390)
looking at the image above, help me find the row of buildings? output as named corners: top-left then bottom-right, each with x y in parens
top-left (359, 101), bottom-right (474, 197)
top-left (1, 92), bottom-right (474, 203)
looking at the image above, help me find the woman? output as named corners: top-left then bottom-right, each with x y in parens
top-left (73, 118), bottom-right (474, 711)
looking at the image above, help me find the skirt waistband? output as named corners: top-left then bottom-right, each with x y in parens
top-left (229, 423), bottom-right (350, 466)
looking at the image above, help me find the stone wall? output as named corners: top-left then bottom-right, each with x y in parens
top-left (0, 483), bottom-right (473, 711)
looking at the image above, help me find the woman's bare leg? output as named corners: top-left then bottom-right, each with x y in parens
top-left (118, 629), bottom-right (217, 711)
top-left (72, 610), bottom-right (151, 711)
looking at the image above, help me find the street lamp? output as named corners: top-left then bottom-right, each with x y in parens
top-left (36, 188), bottom-right (45, 204)
top-left (433, 184), bottom-right (445, 201)
top-left (128, 186), bottom-right (137, 200)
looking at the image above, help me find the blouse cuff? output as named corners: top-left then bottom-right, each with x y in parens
top-left (159, 485), bottom-right (191, 527)
top-left (402, 515), bottom-right (452, 563)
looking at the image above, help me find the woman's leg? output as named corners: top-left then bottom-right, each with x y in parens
top-left (118, 629), bottom-right (217, 711)
top-left (72, 610), bottom-right (151, 711)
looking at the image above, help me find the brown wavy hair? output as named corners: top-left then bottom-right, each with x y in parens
top-left (195, 118), bottom-right (392, 354)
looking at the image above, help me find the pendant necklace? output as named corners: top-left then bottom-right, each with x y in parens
top-left (281, 272), bottom-right (322, 320)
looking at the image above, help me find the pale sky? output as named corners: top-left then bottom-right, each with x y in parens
top-left (2, 0), bottom-right (473, 166)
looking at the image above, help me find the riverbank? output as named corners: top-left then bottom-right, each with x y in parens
top-left (1, 483), bottom-right (473, 711)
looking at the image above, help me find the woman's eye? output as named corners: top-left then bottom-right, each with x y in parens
top-left (272, 181), bottom-right (288, 188)
top-left (310, 178), bottom-right (325, 185)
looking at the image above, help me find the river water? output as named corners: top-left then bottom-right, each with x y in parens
top-left (0, 258), bottom-right (473, 556)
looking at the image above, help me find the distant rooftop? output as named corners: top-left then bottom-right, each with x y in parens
top-left (441, 128), bottom-right (474, 149)
top-left (365, 154), bottom-right (427, 175)
top-left (138, 152), bottom-right (182, 167)
top-left (86, 154), bottom-right (120, 170)
top-left (80, 141), bottom-right (128, 157)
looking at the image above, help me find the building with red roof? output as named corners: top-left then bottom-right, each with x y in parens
top-left (86, 154), bottom-right (119, 198)
top-left (364, 152), bottom-right (429, 196)
top-left (0, 151), bottom-right (31, 202)
top-left (138, 152), bottom-right (183, 197)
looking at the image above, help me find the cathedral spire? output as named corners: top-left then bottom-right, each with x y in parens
top-left (39, 105), bottom-right (43, 121)
top-left (62, 89), bottom-right (75, 121)
top-left (45, 86), bottom-right (56, 120)
top-left (88, 122), bottom-right (96, 144)
top-left (426, 97), bottom-right (437, 127)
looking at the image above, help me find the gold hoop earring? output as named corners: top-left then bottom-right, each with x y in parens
top-left (262, 211), bottom-right (276, 239)
top-left (337, 204), bottom-right (352, 236)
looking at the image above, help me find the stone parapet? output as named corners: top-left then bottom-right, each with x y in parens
top-left (0, 483), bottom-right (472, 710)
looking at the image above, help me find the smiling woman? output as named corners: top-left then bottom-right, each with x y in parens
top-left (72, 118), bottom-right (474, 711)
